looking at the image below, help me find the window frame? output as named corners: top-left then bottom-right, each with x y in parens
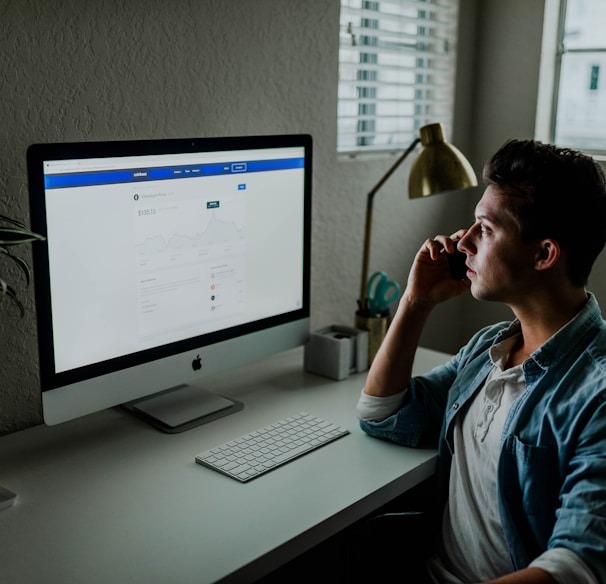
top-left (539, 0), bottom-right (606, 158)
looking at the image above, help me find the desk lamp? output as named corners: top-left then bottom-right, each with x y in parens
top-left (355, 122), bottom-right (478, 359)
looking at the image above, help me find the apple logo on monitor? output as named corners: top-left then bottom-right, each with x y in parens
top-left (192, 355), bottom-right (202, 371)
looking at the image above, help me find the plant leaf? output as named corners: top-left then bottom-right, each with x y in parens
top-left (0, 226), bottom-right (45, 246)
top-left (0, 247), bottom-right (32, 286)
top-left (0, 215), bottom-right (44, 318)
top-left (0, 281), bottom-right (25, 318)
top-left (0, 213), bottom-right (27, 230)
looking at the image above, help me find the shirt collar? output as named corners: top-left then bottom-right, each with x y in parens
top-left (489, 334), bottom-right (520, 370)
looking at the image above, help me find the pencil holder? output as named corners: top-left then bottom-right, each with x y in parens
top-left (304, 325), bottom-right (369, 380)
top-left (354, 312), bottom-right (390, 365)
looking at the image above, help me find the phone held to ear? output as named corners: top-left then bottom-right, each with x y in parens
top-left (446, 249), bottom-right (468, 280)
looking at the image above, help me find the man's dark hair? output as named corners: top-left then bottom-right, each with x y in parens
top-left (483, 139), bottom-right (606, 286)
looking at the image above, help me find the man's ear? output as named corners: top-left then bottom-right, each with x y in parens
top-left (534, 239), bottom-right (560, 271)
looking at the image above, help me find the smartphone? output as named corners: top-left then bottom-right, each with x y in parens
top-left (446, 249), bottom-right (468, 280)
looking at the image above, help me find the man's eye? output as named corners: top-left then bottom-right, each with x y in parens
top-left (480, 225), bottom-right (490, 235)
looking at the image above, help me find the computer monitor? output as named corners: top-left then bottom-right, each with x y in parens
top-left (28, 134), bottom-right (312, 432)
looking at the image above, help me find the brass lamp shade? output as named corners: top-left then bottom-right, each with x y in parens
top-left (409, 123), bottom-right (478, 198)
top-left (358, 122), bottom-right (478, 317)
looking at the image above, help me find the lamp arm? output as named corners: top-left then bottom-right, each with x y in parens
top-left (359, 137), bottom-right (420, 309)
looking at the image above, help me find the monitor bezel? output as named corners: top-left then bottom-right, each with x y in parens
top-left (28, 133), bottom-right (312, 400)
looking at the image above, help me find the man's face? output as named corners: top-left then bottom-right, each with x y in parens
top-left (457, 186), bottom-right (541, 304)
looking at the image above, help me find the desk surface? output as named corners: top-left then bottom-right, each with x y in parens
top-left (0, 346), bottom-right (450, 584)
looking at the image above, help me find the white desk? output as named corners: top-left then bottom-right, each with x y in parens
top-left (0, 346), bottom-right (450, 584)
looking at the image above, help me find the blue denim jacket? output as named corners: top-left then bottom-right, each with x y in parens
top-left (360, 294), bottom-right (606, 581)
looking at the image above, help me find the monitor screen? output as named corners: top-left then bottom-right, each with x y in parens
top-left (28, 134), bottom-right (312, 432)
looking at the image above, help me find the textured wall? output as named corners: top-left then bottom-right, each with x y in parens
top-left (0, 0), bottom-right (528, 436)
top-left (0, 0), bottom-right (343, 434)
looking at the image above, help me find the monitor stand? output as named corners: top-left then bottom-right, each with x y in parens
top-left (122, 384), bottom-right (243, 433)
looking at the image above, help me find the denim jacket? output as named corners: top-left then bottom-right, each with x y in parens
top-left (360, 294), bottom-right (606, 582)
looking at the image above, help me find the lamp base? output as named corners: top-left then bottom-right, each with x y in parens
top-left (355, 312), bottom-right (391, 365)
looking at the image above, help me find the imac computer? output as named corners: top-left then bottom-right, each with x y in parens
top-left (28, 134), bottom-right (312, 432)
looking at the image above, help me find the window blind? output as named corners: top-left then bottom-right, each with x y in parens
top-left (338, 0), bottom-right (459, 154)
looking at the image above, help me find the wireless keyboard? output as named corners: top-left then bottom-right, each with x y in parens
top-left (195, 412), bottom-right (350, 482)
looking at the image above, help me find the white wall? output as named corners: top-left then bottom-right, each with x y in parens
top-left (3, 0), bottom-right (600, 436)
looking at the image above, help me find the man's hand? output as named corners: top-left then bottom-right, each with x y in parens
top-left (363, 231), bottom-right (470, 398)
top-left (404, 231), bottom-right (471, 310)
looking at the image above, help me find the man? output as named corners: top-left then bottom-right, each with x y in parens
top-left (356, 139), bottom-right (606, 583)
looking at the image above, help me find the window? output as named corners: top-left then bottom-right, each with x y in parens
top-left (552, 0), bottom-right (606, 152)
top-left (337, 0), bottom-right (460, 154)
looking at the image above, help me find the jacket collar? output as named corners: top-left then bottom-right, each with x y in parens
top-left (491, 292), bottom-right (604, 371)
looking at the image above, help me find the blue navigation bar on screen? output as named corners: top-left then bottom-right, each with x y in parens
top-left (44, 157), bottom-right (305, 189)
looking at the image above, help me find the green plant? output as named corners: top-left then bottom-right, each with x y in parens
top-left (0, 213), bottom-right (45, 317)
